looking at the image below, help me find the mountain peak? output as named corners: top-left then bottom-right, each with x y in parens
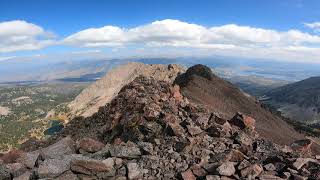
top-left (185, 64), bottom-right (215, 80)
top-left (4, 74), bottom-right (319, 180)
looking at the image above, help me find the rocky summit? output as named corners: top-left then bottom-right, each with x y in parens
top-left (1, 66), bottom-right (320, 180)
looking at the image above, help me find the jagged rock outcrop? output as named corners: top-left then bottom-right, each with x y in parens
top-left (66, 62), bottom-right (185, 118)
top-left (2, 75), bottom-right (319, 179)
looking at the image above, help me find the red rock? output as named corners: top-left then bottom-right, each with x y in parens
top-left (187, 124), bottom-right (203, 136)
top-left (1, 149), bottom-right (24, 164)
top-left (77, 138), bottom-right (105, 153)
top-left (240, 164), bottom-right (263, 178)
top-left (217, 162), bottom-right (236, 176)
top-left (171, 85), bottom-right (183, 102)
top-left (181, 169), bottom-right (196, 180)
top-left (229, 112), bottom-right (255, 130)
top-left (190, 164), bottom-right (207, 177)
top-left (164, 114), bottom-right (185, 136)
top-left (71, 159), bottom-right (114, 175)
top-left (143, 102), bottom-right (161, 120)
top-left (228, 149), bottom-right (246, 162)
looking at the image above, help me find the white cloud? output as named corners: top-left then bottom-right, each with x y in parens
top-left (64, 26), bottom-right (125, 47)
top-left (62, 19), bottom-right (320, 62)
top-left (3, 19), bottom-right (320, 62)
top-left (0, 20), bottom-right (56, 53)
top-left (304, 22), bottom-right (320, 32)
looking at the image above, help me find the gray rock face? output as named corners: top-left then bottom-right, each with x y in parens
top-left (38, 158), bottom-right (70, 178)
top-left (5, 163), bottom-right (27, 178)
top-left (16, 151), bottom-right (40, 169)
top-left (55, 170), bottom-right (78, 180)
top-left (70, 158), bottom-right (114, 176)
top-left (13, 171), bottom-right (33, 180)
top-left (40, 137), bottom-right (75, 159)
top-left (109, 142), bottom-right (141, 159)
top-left (77, 138), bottom-right (105, 153)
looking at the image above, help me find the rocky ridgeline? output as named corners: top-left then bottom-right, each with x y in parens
top-left (1, 76), bottom-right (320, 180)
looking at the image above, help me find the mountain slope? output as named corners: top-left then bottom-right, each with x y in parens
top-left (265, 77), bottom-right (320, 123)
top-left (175, 64), bottom-right (305, 146)
top-left (67, 62), bottom-right (185, 118)
top-left (9, 76), bottom-right (319, 180)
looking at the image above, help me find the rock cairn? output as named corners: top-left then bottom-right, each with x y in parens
top-left (1, 76), bottom-right (319, 180)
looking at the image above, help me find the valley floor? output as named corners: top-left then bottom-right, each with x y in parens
top-left (0, 82), bottom-right (88, 152)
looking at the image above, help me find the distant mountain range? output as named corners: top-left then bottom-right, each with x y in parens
top-left (264, 77), bottom-right (320, 124)
top-left (2, 56), bottom-right (320, 84)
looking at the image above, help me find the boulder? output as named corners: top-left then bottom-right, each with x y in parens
top-left (240, 164), bottom-right (263, 178)
top-left (16, 151), bottom-right (40, 169)
top-left (55, 170), bottom-right (78, 180)
top-left (5, 163), bottom-right (27, 178)
top-left (206, 175), bottom-right (221, 180)
top-left (228, 149), bottom-right (247, 162)
top-left (38, 158), bottom-right (70, 178)
top-left (70, 158), bottom-right (114, 176)
top-left (171, 85), bottom-right (183, 102)
top-left (143, 103), bottom-right (161, 121)
top-left (216, 162), bottom-right (235, 176)
top-left (127, 162), bottom-right (142, 179)
top-left (263, 163), bottom-right (276, 171)
top-left (181, 169), bottom-right (196, 180)
top-left (164, 115), bottom-right (185, 136)
top-left (234, 131), bottom-right (253, 147)
top-left (190, 164), bottom-right (207, 177)
top-left (187, 124), bottom-right (203, 136)
top-left (40, 136), bottom-right (75, 159)
top-left (77, 138), bottom-right (105, 153)
top-left (109, 141), bottom-right (141, 159)
top-left (137, 142), bottom-right (154, 155)
top-left (229, 112), bottom-right (255, 130)
top-left (292, 158), bottom-right (319, 170)
top-left (12, 171), bottom-right (34, 180)
top-left (290, 139), bottom-right (312, 155)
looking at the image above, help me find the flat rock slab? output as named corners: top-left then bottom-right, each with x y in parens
top-left (40, 137), bottom-right (75, 159)
top-left (38, 159), bottom-right (70, 178)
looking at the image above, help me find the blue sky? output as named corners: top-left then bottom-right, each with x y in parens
top-left (1, 0), bottom-right (320, 62)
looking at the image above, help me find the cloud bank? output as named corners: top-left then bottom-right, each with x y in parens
top-left (0, 20), bottom-right (56, 53)
top-left (2, 19), bottom-right (320, 62)
top-left (304, 22), bottom-right (320, 32)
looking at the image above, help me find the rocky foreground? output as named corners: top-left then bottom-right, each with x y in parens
top-left (1, 76), bottom-right (320, 180)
